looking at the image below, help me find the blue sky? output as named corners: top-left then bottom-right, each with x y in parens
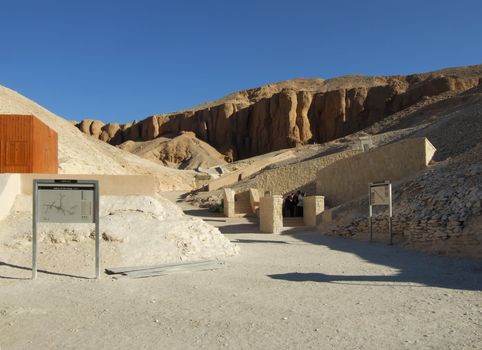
top-left (1, 0), bottom-right (481, 123)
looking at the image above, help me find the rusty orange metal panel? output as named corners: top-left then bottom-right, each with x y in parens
top-left (0, 115), bottom-right (32, 173)
top-left (0, 114), bottom-right (58, 174)
top-left (31, 115), bottom-right (58, 173)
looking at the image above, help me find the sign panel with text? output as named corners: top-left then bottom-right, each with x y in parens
top-left (32, 179), bottom-right (100, 279)
top-left (38, 183), bottom-right (95, 223)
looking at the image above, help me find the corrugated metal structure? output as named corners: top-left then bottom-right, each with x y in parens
top-left (0, 114), bottom-right (58, 173)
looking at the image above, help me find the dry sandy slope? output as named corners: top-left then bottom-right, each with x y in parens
top-left (0, 211), bottom-right (480, 349)
top-left (0, 86), bottom-right (240, 289)
top-left (118, 131), bottom-right (227, 170)
top-left (0, 85), bottom-right (195, 190)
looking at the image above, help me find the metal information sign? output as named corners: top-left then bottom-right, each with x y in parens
top-left (32, 179), bottom-right (100, 279)
top-left (370, 184), bottom-right (390, 206)
top-left (368, 181), bottom-right (393, 245)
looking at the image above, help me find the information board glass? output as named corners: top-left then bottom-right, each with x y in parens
top-left (370, 184), bottom-right (390, 206)
top-left (32, 179), bottom-right (100, 279)
top-left (38, 184), bottom-right (94, 223)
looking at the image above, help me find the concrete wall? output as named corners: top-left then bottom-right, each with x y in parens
top-left (259, 195), bottom-right (283, 233)
top-left (256, 149), bottom-right (360, 195)
top-left (303, 196), bottom-right (325, 226)
top-left (0, 174), bottom-right (21, 221)
top-left (20, 174), bottom-right (157, 196)
top-left (316, 138), bottom-right (436, 206)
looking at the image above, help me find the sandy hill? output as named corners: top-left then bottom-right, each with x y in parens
top-left (0, 85), bottom-right (238, 273)
top-left (76, 64), bottom-right (482, 161)
top-left (117, 131), bottom-right (227, 170)
top-left (0, 85), bottom-right (195, 190)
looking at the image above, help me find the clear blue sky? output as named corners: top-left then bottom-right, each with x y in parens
top-left (1, 0), bottom-right (481, 124)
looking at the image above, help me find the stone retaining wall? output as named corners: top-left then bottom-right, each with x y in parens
top-left (326, 151), bottom-right (482, 259)
top-left (316, 137), bottom-right (436, 206)
top-left (303, 196), bottom-right (325, 226)
top-left (256, 149), bottom-right (360, 195)
top-left (208, 151), bottom-right (295, 191)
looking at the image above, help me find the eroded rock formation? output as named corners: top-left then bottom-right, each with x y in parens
top-left (117, 131), bottom-right (228, 170)
top-left (77, 66), bottom-right (482, 160)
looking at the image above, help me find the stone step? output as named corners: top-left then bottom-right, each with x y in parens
top-left (283, 217), bottom-right (305, 227)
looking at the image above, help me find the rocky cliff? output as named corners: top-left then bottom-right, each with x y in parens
top-left (77, 65), bottom-right (482, 160)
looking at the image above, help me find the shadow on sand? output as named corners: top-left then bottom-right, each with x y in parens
top-left (218, 222), bottom-right (260, 234)
top-left (183, 209), bottom-right (224, 218)
top-left (269, 229), bottom-right (482, 291)
top-left (232, 239), bottom-right (289, 244)
top-left (0, 261), bottom-right (92, 280)
top-left (184, 208), bottom-right (260, 234)
top-left (181, 206), bottom-right (482, 291)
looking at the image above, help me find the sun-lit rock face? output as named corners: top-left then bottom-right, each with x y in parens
top-left (76, 65), bottom-right (482, 160)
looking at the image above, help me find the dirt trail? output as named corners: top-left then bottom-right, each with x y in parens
top-left (1, 200), bottom-right (481, 349)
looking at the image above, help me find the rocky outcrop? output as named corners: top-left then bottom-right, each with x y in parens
top-left (76, 67), bottom-right (482, 160)
top-left (77, 119), bottom-right (126, 144)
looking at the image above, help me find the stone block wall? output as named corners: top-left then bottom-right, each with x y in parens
top-left (234, 190), bottom-right (253, 215)
top-left (331, 214), bottom-right (481, 259)
top-left (208, 151), bottom-right (295, 191)
top-left (249, 188), bottom-right (260, 215)
top-left (320, 206), bottom-right (345, 224)
top-left (316, 138), bottom-right (436, 206)
top-left (259, 195), bottom-right (283, 233)
top-left (303, 196), bottom-right (325, 226)
top-left (222, 188), bottom-right (255, 217)
top-left (256, 149), bottom-right (360, 195)
top-left (325, 152), bottom-right (482, 259)
top-left (223, 188), bottom-right (235, 217)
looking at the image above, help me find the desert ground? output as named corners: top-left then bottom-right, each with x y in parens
top-left (1, 195), bottom-right (480, 350)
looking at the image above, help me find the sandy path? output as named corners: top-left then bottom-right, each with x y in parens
top-left (0, 205), bottom-right (481, 349)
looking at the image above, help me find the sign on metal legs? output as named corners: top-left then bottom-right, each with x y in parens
top-left (32, 179), bottom-right (100, 279)
top-left (368, 181), bottom-right (393, 245)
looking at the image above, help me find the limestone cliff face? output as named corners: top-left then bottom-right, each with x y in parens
top-left (76, 68), bottom-right (482, 160)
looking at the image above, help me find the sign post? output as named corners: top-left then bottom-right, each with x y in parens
top-left (32, 179), bottom-right (100, 279)
top-left (368, 181), bottom-right (393, 245)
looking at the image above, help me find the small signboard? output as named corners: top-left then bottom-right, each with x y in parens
top-left (368, 181), bottom-right (393, 245)
top-left (32, 179), bottom-right (100, 279)
top-left (370, 183), bottom-right (390, 206)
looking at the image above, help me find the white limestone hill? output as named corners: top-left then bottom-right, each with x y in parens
top-left (0, 85), bottom-right (195, 190)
